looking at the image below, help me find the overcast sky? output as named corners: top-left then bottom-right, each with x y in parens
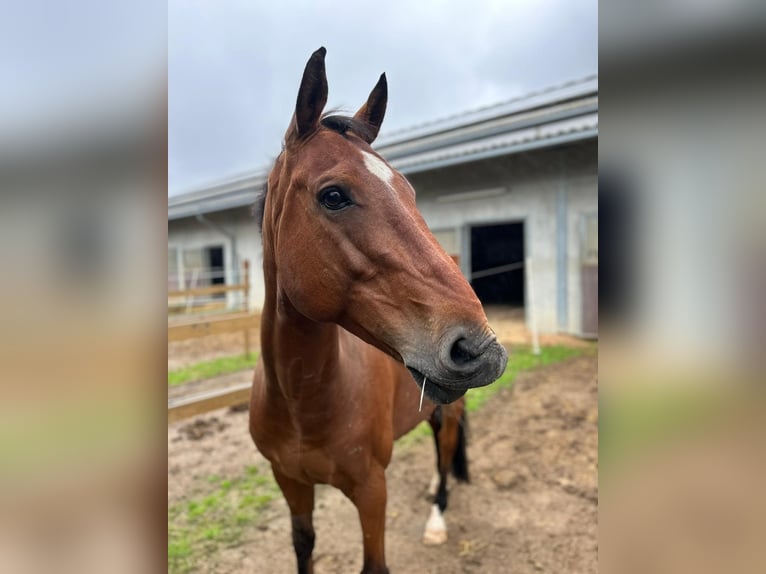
top-left (168, 0), bottom-right (597, 196)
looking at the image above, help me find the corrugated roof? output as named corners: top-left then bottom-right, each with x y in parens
top-left (375, 75), bottom-right (597, 146)
top-left (391, 112), bottom-right (597, 175)
top-left (169, 75), bottom-right (598, 220)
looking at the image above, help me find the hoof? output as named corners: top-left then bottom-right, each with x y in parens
top-left (422, 504), bottom-right (448, 546)
top-left (422, 527), bottom-right (448, 546)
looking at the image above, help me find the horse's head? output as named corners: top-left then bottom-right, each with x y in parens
top-left (261, 47), bottom-right (507, 403)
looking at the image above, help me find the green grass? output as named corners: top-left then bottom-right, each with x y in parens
top-left (168, 465), bottom-right (280, 573)
top-left (168, 353), bottom-right (259, 386)
top-left (396, 344), bottom-right (588, 447)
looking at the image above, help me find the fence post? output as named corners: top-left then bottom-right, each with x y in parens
top-left (526, 256), bottom-right (541, 356)
top-left (243, 260), bottom-right (251, 358)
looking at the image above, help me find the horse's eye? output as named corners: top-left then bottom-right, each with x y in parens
top-left (318, 187), bottom-right (352, 211)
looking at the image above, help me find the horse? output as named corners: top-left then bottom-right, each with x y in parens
top-left (249, 47), bottom-right (508, 574)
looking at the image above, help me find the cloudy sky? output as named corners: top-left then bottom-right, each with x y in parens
top-left (168, 0), bottom-right (597, 195)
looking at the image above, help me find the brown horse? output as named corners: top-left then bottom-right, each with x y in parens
top-left (249, 47), bottom-right (508, 574)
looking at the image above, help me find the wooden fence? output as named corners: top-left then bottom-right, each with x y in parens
top-left (168, 260), bottom-right (258, 423)
top-left (168, 382), bottom-right (253, 424)
top-left (168, 260), bottom-right (254, 357)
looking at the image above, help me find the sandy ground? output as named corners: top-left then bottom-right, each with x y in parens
top-left (168, 354), bottom-right (598, 573)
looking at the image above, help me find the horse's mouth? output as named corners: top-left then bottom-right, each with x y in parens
top-left (406, 367), bottom-right (467, 405)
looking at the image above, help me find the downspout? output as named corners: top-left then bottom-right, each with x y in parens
top-left (195, 212), bottom-right (240, 285)
top-left (556, 156), bottom-right (569, 332)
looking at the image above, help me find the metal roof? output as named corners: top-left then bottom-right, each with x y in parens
top-left (168, 171), bottom-right (267, 221)
top-left (169, 75), bottom-right (598, 221)
top-left (374, 75), bottom-right (597, 147)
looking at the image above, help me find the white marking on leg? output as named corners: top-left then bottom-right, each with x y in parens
top-left (422, 503), bottom-right (448, 545)
top-left (427, 472), bottom-right (440, 497)
top-left (361, 150), bottom-right (394, 188)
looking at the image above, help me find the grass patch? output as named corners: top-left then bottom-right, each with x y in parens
top-left (396, 345), bottom-right (587, 447)
top-left (168, 353), bottom-right (259, 386)
top-left (168, 465), bottom-right (280, 573)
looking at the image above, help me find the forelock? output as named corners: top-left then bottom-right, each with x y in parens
top-left (320, 114), bottom-right (374, 142)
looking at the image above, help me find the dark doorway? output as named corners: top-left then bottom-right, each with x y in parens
top-left (470, 222), bottom-right (525, 305)
top-left (206, 246), bottom-right (225, 296)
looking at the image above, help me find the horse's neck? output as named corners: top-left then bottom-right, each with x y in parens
top-left (260, 289), bottom-right (342, 409)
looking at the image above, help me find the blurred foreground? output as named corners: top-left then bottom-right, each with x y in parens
top-left (600, 2), bottom-right (766, 572)
top-left (0, 2), bottom-right (165, 573)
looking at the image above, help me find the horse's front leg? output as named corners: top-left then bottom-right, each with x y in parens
top-left (345, 464), bottom-right (390, 574)
top-left (272, 467), bottom-right (316, 574)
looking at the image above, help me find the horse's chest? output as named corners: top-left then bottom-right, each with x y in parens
top-left (277, 443), bottom-right (336, 483)
top-left (250, 378), bottom-right (390, 486)
top-left (256, 420), bottom-right (375, 486)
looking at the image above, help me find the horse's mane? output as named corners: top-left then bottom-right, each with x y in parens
top-left (252, 113), bottom-right (374, 232)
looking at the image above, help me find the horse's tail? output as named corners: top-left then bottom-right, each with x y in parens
top-left (451, 409), bottom-right (470, 483)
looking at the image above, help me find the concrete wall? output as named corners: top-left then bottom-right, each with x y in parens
top-left (168, 140), bottom-right (597, 334)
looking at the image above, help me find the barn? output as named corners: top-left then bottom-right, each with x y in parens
top-left (168, 76), bottom-right (597, 337)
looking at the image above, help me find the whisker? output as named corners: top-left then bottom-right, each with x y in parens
top-left (419, 376), bottom-right (427, 412)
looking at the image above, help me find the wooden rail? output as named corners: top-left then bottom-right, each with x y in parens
top-left (168, 382), bottom-right (252, 424)
top-left (168, 260), bottom-right (255, 350)
top-left (168, 283), bottom-right (247, 298)
top-left (168, 312), bottom-right (260, 342)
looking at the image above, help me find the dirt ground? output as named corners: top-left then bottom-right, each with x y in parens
top-left (168, 354), bottom-right (598, 573)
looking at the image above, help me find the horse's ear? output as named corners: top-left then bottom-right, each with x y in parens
top-left (353, 73), bottom-right (387, 144)
top-left (288, 47), bottom-right (328, 142)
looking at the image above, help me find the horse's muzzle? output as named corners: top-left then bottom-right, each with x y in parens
top-left (406, 328), bottom-right (508, 404)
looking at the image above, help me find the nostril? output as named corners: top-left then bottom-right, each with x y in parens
top-left (450, 338), bottom-right (478, 366)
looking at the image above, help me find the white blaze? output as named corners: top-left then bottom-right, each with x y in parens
top-left (361, 150), bottom-right (394, 188)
